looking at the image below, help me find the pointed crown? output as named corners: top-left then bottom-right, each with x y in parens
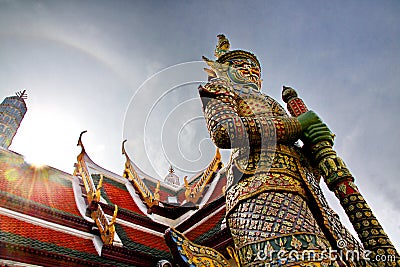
top-left (214, 34), bottom-right (261, 71)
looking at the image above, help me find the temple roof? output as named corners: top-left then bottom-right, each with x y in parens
top-left (0, 133), bottom-right (231, 266)
top-left (0, 214), bottom-right (102, 263)
top-left (0, 150), bottom-right (79, 216)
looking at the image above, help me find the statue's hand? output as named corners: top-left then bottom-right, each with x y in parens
top-left (297, 110), bottom-right (320, 129)
top-left (298, 110), bottom-right (333, 145)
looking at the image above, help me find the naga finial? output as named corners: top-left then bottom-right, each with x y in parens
top-left (77, 130), bottom-right (87, 160)
top-left (214, 34), bottom-right (230, 58)
top-left (122, 140), bottom-right (127, 154)
top-left (77, 130), bottom-right (87, 148)
top-left (122, 139), bottom-right (130, 158)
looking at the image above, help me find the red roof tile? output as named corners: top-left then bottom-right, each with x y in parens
top-left (0, 214), bottom-right (97, 254)
top-left (0, 163), bottom-right (80, 216)
top-left (185, 207), bottom-right (226, 241)
top-left (121, 225), bottom-right (169, 252)
top-left (103, 181), bottom-right (145, 215)
top-left (207, 174), bottom-right (226, 203)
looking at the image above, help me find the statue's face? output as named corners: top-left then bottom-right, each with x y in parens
top-left (228, 59), bottom-right (261, 89)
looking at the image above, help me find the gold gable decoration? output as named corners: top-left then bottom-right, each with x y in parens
top-left (122, 140), bottom-right (159, 209)
top-left (93, 204), bottom-right (118, 245)
top-left (184, 148), bottom-right (222, 204)
top-left (75, 131), bottom-right (118, 245)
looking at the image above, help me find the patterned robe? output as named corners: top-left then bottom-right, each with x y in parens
top-left (199, 77), bottom-right (365, 267)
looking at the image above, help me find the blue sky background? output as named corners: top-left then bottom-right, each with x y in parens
top-left (1, 0), bottom-right (399, 248)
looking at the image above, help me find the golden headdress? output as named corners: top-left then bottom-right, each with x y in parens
top-left (214, 34), bottom-right (261, 71)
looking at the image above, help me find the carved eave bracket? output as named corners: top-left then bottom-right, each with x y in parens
top-left (153, 181), bottom-right (160, 202)
top-left (122, 140), bottom-right (159, 210)
top-left (184, 148), bottom-right (223, 204)
top-left (93, 204), bottom-right (118, 245)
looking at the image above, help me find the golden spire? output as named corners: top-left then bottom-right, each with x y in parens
top-left (214, 34), bottom-right (230, 58)
top-left (16, 89), bottom-right (27, 99)
top-left (169, 165), bottom-right (174, 173)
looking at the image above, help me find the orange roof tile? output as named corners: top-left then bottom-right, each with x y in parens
top-left (207, 174), bottom-right (226, 203)
top-left (0, 214), bottom-right (96, 254)
top-left (185, 207), bottom-right (226, 241)
top-left (0, 162), bottom-right (80, 216)
top-left (102, 181), bottom-right (145, 215)
top-left (120, 225), bottom-right (169, 252)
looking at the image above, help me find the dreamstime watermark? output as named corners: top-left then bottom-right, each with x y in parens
top-left (252, 239), bottom-right (396, 265)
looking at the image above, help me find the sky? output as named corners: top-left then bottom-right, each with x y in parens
top-left (1, 0), bottom-right (399, 248)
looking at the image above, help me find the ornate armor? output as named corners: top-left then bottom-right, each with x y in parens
top-left (199, 36), bottom-right (367, 267)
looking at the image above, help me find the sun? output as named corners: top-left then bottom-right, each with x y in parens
top-left (23, 153), bottom-right (48, 169)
